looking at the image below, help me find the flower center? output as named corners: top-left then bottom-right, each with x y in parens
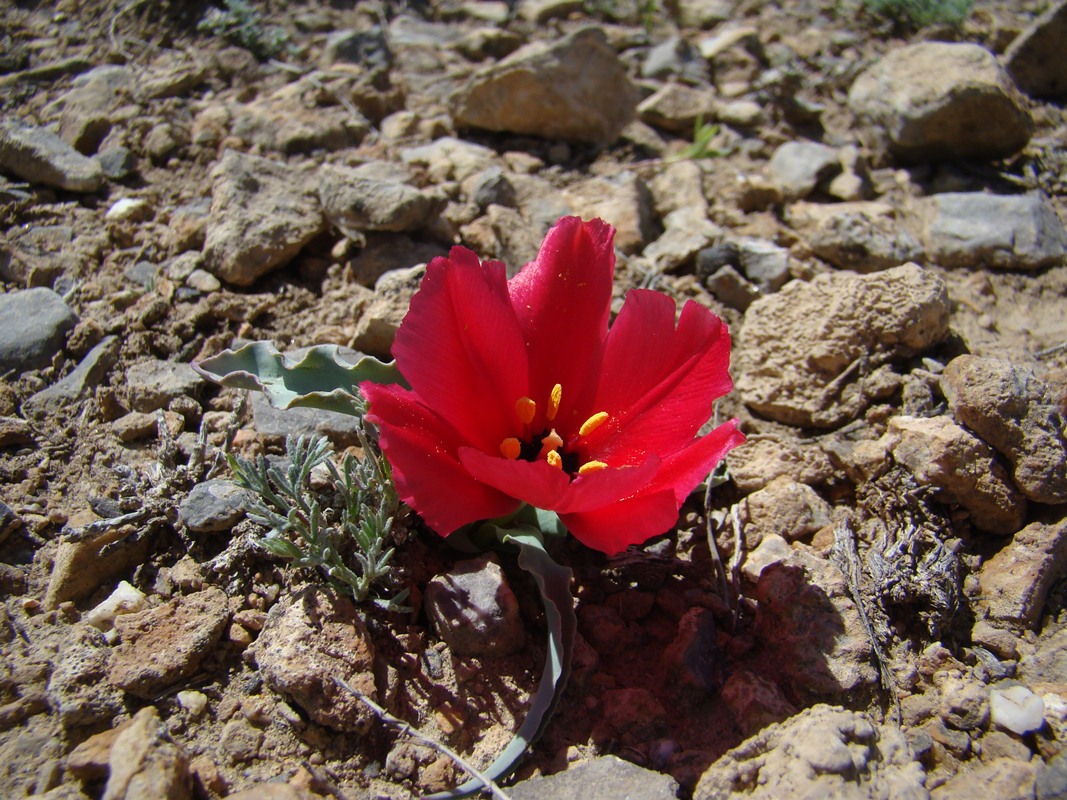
top-left (498, 383), bottom-right (609, 477)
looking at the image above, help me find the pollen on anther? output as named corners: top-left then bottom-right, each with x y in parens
top-left (515, 397), bottom-right (536, 425)
top-left (546, 451), bottom-right (563, 469)
top-left (578, 460), bottom-right (608, 475)
top-left (579, 411), bottom-right (609, 437)
top-left (546, 383), bottom-right (562, 421)
top-left (500, 437), bottom-right (521, 460)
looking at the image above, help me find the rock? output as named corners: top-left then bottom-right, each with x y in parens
top-left (697, 23), bottom-right (759, 62)
top-left (720, 669), bottom-right (797, 736)
top-left (44, 524), bottom-right (151, 609)
top-left (642, 35), bottom-right (707, 83)
top-left (1004, 0), bottom-right (1067, 98)
top-left (637, 82), bottom-right (719, 134)
top-left (108, 587), bottom-right (230, 699)
top-left (349, 234), bottom-right (443, 288)
top-left (0, 414), bottom-right (33, 447)
top-left (0, 288), bottom-right (77, 374)
top-left (452, 27), bottom-right (639, 144)
top-left (321, 27), bottom-right (391, 71)
top-left (765, 141), bottom-right (840, 201)
top-left (664, 608), bottom-right (719, 691)
top-left (124, 359), bottom-right (204, 413)
top-left (46, 624), bottom-right (125, 728)
top-left (930, 757), bottom-right (1036, 800)
top-left (351, 264), bottom-right (426, 359)
top-left (670, 0), bottom-right (733, 28)
top-left (47, 65), bottom-right (133, 153)
top-left (424, 555), bottom-right (525, 658)
top-left (98, 146), bottom-right (136, 180)
top-left (85, 581), bottom-right (147, 632)
top-left (562, 171), bottom-right (657, 255)
top-left (202, 150), bottom-right (325, 286)
top-left (464, 166), bottom-right (517, 211)
top-left (741, 534), bottom-right (794, 583)
top-left (990, 685), bottom-right (1045, 735)
top-left (726, 436), bottom-right (835, 493)
top-left (920, 193), bottom-right (1067, 271)
top-left (938, 676), bottom-right (989, 731)
top-left (978, 518), bottom-right (1067, 630)
top-left (735, 238), bottom-right (791, 293)
top-left (319, 165), bottom-right (439, 236)
top-left (887, 415), bottom-right (1026, 536)
top-left (648, 159), bottom-right (707, 217)
top-left (227, 785), bottom-right (318, 800)
top-left (741, 476), bottom-right (832, 546)
top-left (1038, 748), bottom-right (1067, 800)
top-left (178, 480), bottom-right (252, 533)
top-left (735, 264), bottom-right (949, 428)
top-left (847, 42), bottom-right (1033, 164)
top-left (694, 705), bottom-right (927, 800)
top-left (788, 200), bottom-right (924, 273)
top-left (249, 585), bottom-right (377, 732)
top-left (105, 198), bottom-right (150, 222)
top-left (102, 706), bottom-right (191, 800)
top-left (508, 755), bottom-right (679, 800)
top-left (400, 136), bottom-right (500, 183)
top-left (219, 717), bottom-right (263, 763)
top-left (579, 604), bottom-right (629, 656)
top-left (704, 264), bottom-right (759, 311)
top-left (228, 79), bottom-right (369, 154)
top-left (516, 0), bottom-right (584, 23)
top-left (754, 549), bottom-right (878, 694)
top-left (23, 335), bottom-right (119, 417)
top-left (0, 118), bottom-right (105, 191)
top-left (643, 206), bottom-right (723, 273)
top-left (941, 355), bottom-right (1067, 504)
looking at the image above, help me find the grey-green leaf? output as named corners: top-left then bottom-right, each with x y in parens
top-left (193, 341), bottom-right (406, 416)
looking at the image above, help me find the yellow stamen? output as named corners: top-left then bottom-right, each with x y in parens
top-left (499, 437), bottom-right (521, 460)
top-left (578, 411), bottom-right (609, 437)
top-left (546, 451), bottom-right (563, 469)
top-left (546, 383), bottom-right (562, 421)
top-left (538, 429), bottom-right (564, 460)
top-left (578, 460), bottom-right (608, 475)
top-left (515, 397), bottom-right (536, 425)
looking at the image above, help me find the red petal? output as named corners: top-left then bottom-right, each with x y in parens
top-left (586, 293), bottom-right (734, 463)
top-left (508, 217), bottom-right (615, 431)
top-left (554, 456), bottom-right (661, 515)
top-left (560, 489), bottom-right (681, 555)
top-left (363, 383), bottom-right (520, 535)
top-left (458, 446), bottom-right (571, 510)
top-left (392, 247), bottom-right (529, 454)
top-left (647, 420), bottom-right (746, 505)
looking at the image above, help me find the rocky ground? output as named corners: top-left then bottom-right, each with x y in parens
top-left (1, 0), bottom-right (1067, 798)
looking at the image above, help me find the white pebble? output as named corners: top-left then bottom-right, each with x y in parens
top-left (177, 690), bottom-right (208, 717)
top-left (86, 580), bottom-right (147, 631)
top-left (105, 197), bottom-right (150, 221)
top-left (990, 684), bottom-right (1045, 735)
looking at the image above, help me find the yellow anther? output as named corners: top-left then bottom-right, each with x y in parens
top-left (578, 460), bottom-right (608, 475)
top-left (546, 450), bottom-right (563, 469)
top-left (546, 383), bottom-right (562, 421)
top-left (538, 429), bottom-right (564, 460)
top-left (578, 411), bottom-right (609, 437)
top-left (515, 396), bottom-right (536, 425)
top-left (499, 437), bottom-right (521, 460)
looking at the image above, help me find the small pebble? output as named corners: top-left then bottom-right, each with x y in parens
top-left (990, 684), bottom-right (1045, 735)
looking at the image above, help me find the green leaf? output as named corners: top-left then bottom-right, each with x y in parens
top-left (193, 341), bottom-right (406, 416)
top-left (425, 524), bottom-right (576, 799)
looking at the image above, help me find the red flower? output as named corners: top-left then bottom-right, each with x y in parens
top-left (362, 217), bottom-right (744, 555)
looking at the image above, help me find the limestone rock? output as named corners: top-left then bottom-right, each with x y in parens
top-left (847, 42), bottom-right (1032, 164)
top-left (102, 707), bottom-right (191, 800)
top-left (740, 476), bottom-right (832, 547)
top-left (643, 206), bottom-right (724, 273)
top-left (249, 585), bottom-right (377, 732)
top-left (929, 757), bottom-right (1036, 800)
top-left (0, 118), bottom-right (105, 191)
top-left (1004, 0), bottom-right (1067, 98)
top-left (452, 27), bottom-right (639, 144)
top-left (509, 755), bottom-right (679, 800)
top-left (203, 150), bottom-right (325, 286)
top-left (941, 355), bottom-right (1067, 504)
top-left (887, 415), bottom-right (1026, 536)
top-left (108, 588), bottom-right (230, 699)
top-left (789, 200), bottom-right (924, 273)
top-left (124, 359), bottom-right (204, 413)
top-left (720, 670), bottom-right (797, 736)
top-left (694, 705), bottom-right (927, 799)
top-left (978, 518), bottom-right (1067, 630)
top-left (0, 288), bottom-right (77, 374)
top-left (46, 624), bottom-right (125, 728)
top-left (424, 555), bottom-right (526, 658)
top-left (562, 171), bottom-right (657, 254)
top-left (637, 82), bottom-right (719, 134)
top-left (735, 264), bottom-right (949, 428)
top-left (726, 436), bottom-right (835, 492)
top-left (351, 264), bottom-right (426, 359)
top-left (178, 480), bottom-right (252, 533)
top-left (319, 164), bottom-right (440, 235)
top-left (754, 549), bottom-right (878, 694)
top-left (920, 193), bottom-right (1067, 271)
top-left (766, 141), bottom-right (840, 201)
